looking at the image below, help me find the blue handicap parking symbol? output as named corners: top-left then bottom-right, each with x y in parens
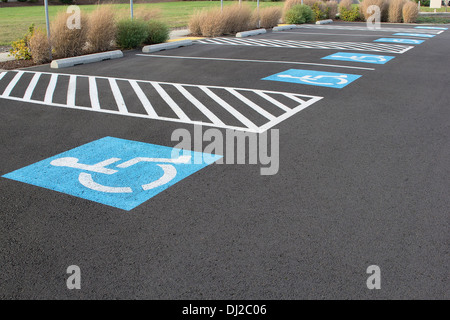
top-left (393, 33), bottom-right (435, 38)
top-left (262, 69), bottom-right (361, 88)
top-left (374, 38), bottom-right (424, 44)
top-left (321, 52), bottom-right (395, 64)
top-left (2, 137), bottom-right (222, 211)
top-left (414, 26), bottom-right (447, 30)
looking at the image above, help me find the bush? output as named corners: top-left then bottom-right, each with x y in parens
top-left (326, 1), bottom-right (339, 19)
top-left (199, 8), bottom-right (225, 37)
top-left (403, 1), bottom-right (419, 23)
top-left (59, 0), bottom-right (73, 4)
top-left (17, 0), bottom-right (27, 2)
top-left (116, 19), bottom-right (149, 49)
top-left (311, 1), bottom-right (328, 21)
top-left (29, 28), bottom-right (51, 64)
top-left (190, 4), bottom-right (253, 37)
top-left (221, 4), bottom-right (253, 34)
top-left (339, 0), bottom-right (361, 22)
top-left (9, 24), bottom-right (34, 61)
top-left (284, 4), bottom-right (315, 24)
top-left (51, 11), bottom-right (88, 58)
top-left (188, 10), bottom-right (204, 36)
top-left (283, 0), bottom-right (303, 14)
top-left (86, 6), bottom-right (117, 53)
top-left (144, 20), bottom-right (169, 45)
top-left (256, 7), bottom-right (282, 28)
top-left (388, 0), bottom-right (406, 23)
top-left (360, 0), bottom-right (389, 22)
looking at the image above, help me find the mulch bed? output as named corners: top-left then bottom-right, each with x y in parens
top-left (0, 59), bottom-right (39, 70)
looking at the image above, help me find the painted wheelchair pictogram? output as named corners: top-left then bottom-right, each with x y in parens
top-left (50, 155), bottom-right (191, 193)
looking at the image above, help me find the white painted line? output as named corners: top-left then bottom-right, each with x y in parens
top-left (0, 71), bottom-right (6, 81)
top-left (257, 96), bottom-right (323, 133)
top-left (67, 75), bottom-right (77, 107)
top-left (88, 76), bottom-right (100, 110)
top-left (108, 78), bottom-right (128, 114)
top-left (173, 84), bottom-right (226, 126)
top-left (200, 86), bottom-right (258, 131)
top-left (226, 88), bottom-right (276, 121)
top-left (2, 71), bottom-right (24, 97)
top-left (255, 91), bottom-right (291, 113)
top-left (151, 82), bottom-right (190, 122)
top-left (272, 31), bottom-right (400, 37)
top-left (23, 72), bottom-right (41, 101)
top-left (0, 70), bottom-right (324, 133)
top-left (129, 80), bottom-right (158, 117)
top-left (136, 54), bottom-right (376, 71)
top-left (44, 73), bottom-right (58, 104)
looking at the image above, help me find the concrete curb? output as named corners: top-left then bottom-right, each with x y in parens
top-left (142, 40), bottom-right (192, 53)
top-left (51, 50), bottom-right (123, 69)
top-left (273, 25), bottom-right (298, 32)
top-left (316, 19), bottom-right (333, 25)
top-left (236, 29), bottom-right (266, 38)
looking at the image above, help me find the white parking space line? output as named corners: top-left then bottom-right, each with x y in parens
top-left (151, 82), bottom-right (190, 122)
top-left (273, 31), bottom-right (398, 37)
top-left (129, 80), bottom-right (158, 117)
top-left (174, 84), bottom-right (226, 126)
top-left (136, 54), bottom-right (376, 71)
top-left (44, 73), bottom-right (58, 104)
top-left (0, 71), bottom-right (324, 133)
top-left (23, 72), bottom-right (41, 101)
top-left (89, 76), bottom-right (101, 110)
top-left (196, 38), bottom-right (414, 54)
top-left (109, 78), bottom-right (128, 114)
top-left (295, 25), bottom-right (443, 34)
top-left (67, 75), bottom-right (77, 107)
top-left (2, 71), bottom-right (24, 97)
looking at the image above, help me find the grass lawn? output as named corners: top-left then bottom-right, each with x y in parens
top-left (0, 1), bottom-right (283, 46)
top-left (420, 6), bottom-right (450, 12)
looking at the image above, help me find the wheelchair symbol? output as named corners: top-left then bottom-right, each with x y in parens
top-left (50, 155), bottom-right (191, 193)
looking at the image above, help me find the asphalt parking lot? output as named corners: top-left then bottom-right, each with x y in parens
top-left (0, 21), bottom-right (449, 300)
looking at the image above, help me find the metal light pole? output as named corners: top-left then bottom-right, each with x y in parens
top-left (131, 0), bottom-right (134, 19)
top-left (44, 0), bottom-right (52, 60)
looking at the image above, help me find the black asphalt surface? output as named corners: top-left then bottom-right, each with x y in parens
top-left (0, 22), bottom-right (449, 300)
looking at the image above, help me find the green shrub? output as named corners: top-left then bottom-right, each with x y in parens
top-left (144, 20), bottom-right (169, 45)
top-left (9, 24), bottom-right (34, 61)
top-left (1, 0), bottom-right (8, 3)
top-left (59, 0), bottom-right (73, 4)
top-left (284, 4), bottom-right (315, 24)
top-left (339, 6), bottom-right (361, 21)
top-left (17, 0), bottom-right (28, 2)
top-left (312, 1), bottom-right (329, 21)
top-left (116, 19), bottom-right (149, 49)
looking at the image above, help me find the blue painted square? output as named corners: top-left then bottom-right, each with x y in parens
top-left (262, 69), bottom-right (361, 88)
top-left (2, 137), bottom-right (222, 211)
top-left (393, 33), bottom-right (435, 38)
top-left (374, 38), bottom-right (424, 44)
top-left (321, 52), bottom-right (395, 64)
top-left (414, 26), bottom-right (447, 30)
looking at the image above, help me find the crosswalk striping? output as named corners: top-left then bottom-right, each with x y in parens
top-left (294, 25), bottom-right (444, 34)
top-left (0, 71), bottom-right (323, 133)
top-left (195, 38), bottom-right (413, 54)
